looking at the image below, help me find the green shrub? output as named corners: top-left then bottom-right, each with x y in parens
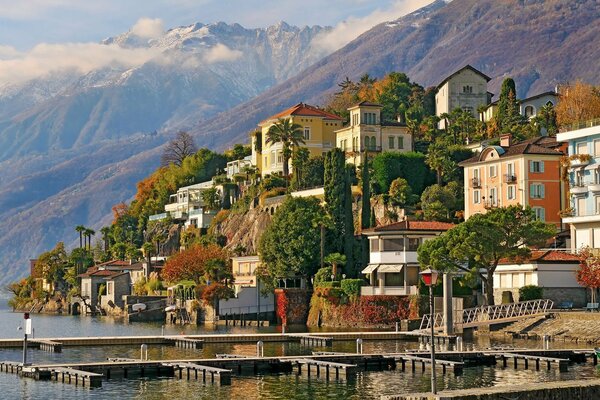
top-left (519, 285), bottom-right (543, 301)
top-left (341, 279), bottom-right (364, 298)
top-left (318, 280), bottom-right (341, 288)
top-left (314, 266), bottom-right (333, 286)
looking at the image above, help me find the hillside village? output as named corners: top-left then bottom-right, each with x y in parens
top-left (9, 65), bottom-right (600, 331)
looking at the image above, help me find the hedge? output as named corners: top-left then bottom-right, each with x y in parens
top-left (519, 285), bottom-right (544, 301)
top-left (341, 279), bottom-right (364, 298)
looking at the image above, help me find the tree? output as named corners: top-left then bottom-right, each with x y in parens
top-left (576, 248), bottom-right (600, 303)
top-left (496, 78), bottom-right (526, 133)
top-left (418, 206), bottom-right (556, 305)
top-left (34, 242), bottom-right (70, 290)
top-left (75, 225), bottom-right (86, 249)
top-left (162, 244), bottom-right (229, 283)
top-left (100, 226), bottom-right (111, 252)
top-left (258, 196), bottom-right (325, 288)
top-left (324, 148), bottom-right (349, 254)
top-left (325, 253), bottom-right (346, 278)
top-left (360, 155), bottom-right (371, 230)
top-left (226, 143), bottom-right (251, 161)
top-left (111, 242), bottom-right (127, 260)
top-left (388, 178), bottom-right (415, 207)
top-left (343, 167), bottom-right (355, 275)
top-left (556, 81), bottom-right (600, 128)
top-left (372, 152), bottom-right (433, 195)
top-left (420, 184), bottom-right (459, 222)
top-left (84, 228), bottom-right (95, 250)
top-left (535, 103), bottom-right (558, 135)
top-left (142, 242), bottom-right (155, 276)
top-left (201, 187), bottom-right (221, 211)
top-left (265, 118), bottom-right (305, 178)
top-left (291, 147), bottom-right (310, 190)
top-left (161, 131), bottom-right (198, 167)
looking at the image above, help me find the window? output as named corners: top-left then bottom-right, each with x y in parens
top-left (577, 142), bottom-right (588, 155)
top-left (270, 151), bottom-right (275, 166)
top-left (489, 188), bottom-right (497, 205)
top-left (576, 170), bottom-right (585, 186)
top-left (370, 238), bottom-right (380, 252)
top-left (277, 151), bottom-right (283, 164)
top-left (382, 238), bottom-right (404, 251)
top-left (489, 165), bottom-right (497, 177)
top-left (530, 183), bottom-right (545, 199)
top-left (524, 105), bottom-right (535, 118)
top-left (462, 85), bottom-right (473, 94)
top-left (500, 273), bottom-right (511, 288)
top-left (107, 282), bottom-right (113, 295)
top-left (530, 161), bottom-right (544, 173)
top-left (512, 273), bottom-right (521, 287)
top-left (473, 168), bottom-right (480, 179)
top-left (596, 196), bottom-right (600, 214)
top-left (364, 136), bottom-right (370, 150)
top-left (506, 162), bottom-right (514, 176)
top-left (370, 136), bottom-right (377, 150)
top-left (363, 112), bottom-right (377, 125)
top-left (408, 238), bottom-right (421, 251)
top-left (507, 185), bottom-right (516, 200)
top-left (388, 136), bottom-right (395, 149)
top-left (303, 127), bottom-right (310, 140)
top-left (594, 140), bottom-right (600, 157)
top-left (577, 196), bottom-right (587, 216)
top-left (524, 272), bottom-right (533, 286)
top-left (532, 207), bottom-right (545, 221)
top-left (473, 190), bottom-right (481, 204)
top-left (398, 136), bottom-right (404, 149)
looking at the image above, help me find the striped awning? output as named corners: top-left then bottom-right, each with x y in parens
top-left (361, 264), bottom-right (404, 274)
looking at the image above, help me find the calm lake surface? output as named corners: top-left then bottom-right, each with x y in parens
top-left (0, 298), bottom-right (598, 399)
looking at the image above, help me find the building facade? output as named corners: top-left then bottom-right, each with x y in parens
top-left (435, 65), bottom-right (492, 128)
top-left (557, 123), bottom-right (600, 251)
top-left (254, 103), bottom-right (343, 177)
top-left (361, 220), bottom-right (454, 296)
top-left (335, 102), bottom-right (412, 165)
top-left (460, 135), bottom-right (566, 227)
top-left (493, 250), bottom-right (585, 307)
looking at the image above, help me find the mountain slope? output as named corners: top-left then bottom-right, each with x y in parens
top-left (3, 0), bottom-right (600, 285)
top-left (191, 0), bottom-right (600, 148)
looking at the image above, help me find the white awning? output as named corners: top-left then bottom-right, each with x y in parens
top-left (361, 264), bottom-right (404, 274)
top-left (378, 264), bottom-right (404, 273)
top-left (361, 264), bottom-right (379, 274)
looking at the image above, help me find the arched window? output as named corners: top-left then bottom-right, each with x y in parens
top-left (370, 136), bottom-right (377, 150)
top-left (524, 105), bottom-right (535, 118)
top-left (364, 136), bottom-right (370, 150)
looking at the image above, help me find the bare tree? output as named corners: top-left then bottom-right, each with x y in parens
top-left (161, 131), bottom-right (198, 167)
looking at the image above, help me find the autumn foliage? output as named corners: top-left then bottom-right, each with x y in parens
top-left (556, 81), bottom-right (600, 128)
top-left (161, 244), bottom-right (230, 283)
top-left (576, 248), bottom-right (600, 290)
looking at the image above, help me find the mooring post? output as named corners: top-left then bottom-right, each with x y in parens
top-left (543, 335), bottom-right (550, 350)
top-left (257, 340), bottom-right (264, 358)
top-left (456, 337), bottom-right (463, 352)
top-left (161, 325), bottom-right (165, 336)
top-left (356, 338), bottom-right (363, 354)
top-left (395, 322), bottom-right (399, 332)
top-left (141, 344), bottom-right (148, 361)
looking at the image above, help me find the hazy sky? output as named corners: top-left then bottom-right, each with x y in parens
top-left (0, 0), bottom-right (433, 50)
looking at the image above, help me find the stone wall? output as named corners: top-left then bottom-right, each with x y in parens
top-left (389, 378), bottom-right (600, 400)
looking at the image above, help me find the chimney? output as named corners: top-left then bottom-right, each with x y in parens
top-left (500, 134), bottom-right (512, 147)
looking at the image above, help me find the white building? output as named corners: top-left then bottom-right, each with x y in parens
top-left (493, 250), bottom-right (585, 307)
top-left (361, 220), bottom-right (455, 296)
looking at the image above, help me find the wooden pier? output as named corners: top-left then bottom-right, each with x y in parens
top-left (166, 337), bottom-right (204, 349)
top-left (290, 334), bottom-right (333, 347)
top-left (390, 354), bottom-right (464, 374)
top-left (30, 339), bottom-right (63, 353)
top-left (289, 358), bottom-right (357, 381)
top-left (163, 362), bottom-right (231, 385)
top-left (486, 352), bottom-right (570, 372)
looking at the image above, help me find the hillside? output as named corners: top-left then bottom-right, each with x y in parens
top-left (3, 0), bottom-right (600, 285)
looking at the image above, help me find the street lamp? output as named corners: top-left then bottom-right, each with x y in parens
top-left (419, 267), bottom-right (440, 394)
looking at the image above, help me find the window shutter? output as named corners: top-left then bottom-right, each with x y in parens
top-left (529, 161), bottom-right (534, 172)
top-left (540, 161), bottom-right (545, 172)
top-left (540, 184), bottom-right (545, 198)
top-left (541, 208), bottom-right (545, 221)
top-left (530, 183), bottom-right (535, 198)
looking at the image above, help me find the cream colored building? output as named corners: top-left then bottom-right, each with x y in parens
top-left (335, 102), bottom-right (412, 165)
top-left (254, 103), bottom-right (343, 177)
top-left (435, 65), bottom-right (492, 128)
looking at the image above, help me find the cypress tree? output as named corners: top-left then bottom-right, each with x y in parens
top-left (343, 169), bottom-right (354, 276)
top-left (370, 207), bottom-right (376, 228)
top-left (360, 153), bottom-right (371, 230)
top-left (497, 77), bottom-right (524, 132)
top-left (324, 148), bottom-right (346, 253)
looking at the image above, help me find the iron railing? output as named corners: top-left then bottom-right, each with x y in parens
top-left (420, 299), bottom-right (554, 330)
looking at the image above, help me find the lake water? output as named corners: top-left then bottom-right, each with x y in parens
top-left (0, 298), bottom-right (598, 399)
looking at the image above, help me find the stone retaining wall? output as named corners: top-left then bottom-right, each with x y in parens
top-left (388, 379), bottom-right (600, 400)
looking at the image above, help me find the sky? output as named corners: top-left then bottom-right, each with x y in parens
top-left (0, 0), bottom-right (434, 85)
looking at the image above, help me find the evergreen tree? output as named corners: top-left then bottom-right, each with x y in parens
top-left (343, 169), bottom-right (355, 276)
top-left (370, 207), bottom-right (376, 228)
top-left (360, 154), bottom-right (371, 230)
top-left (496, 78), bottom-right (525, 132)
top-left (324, 149), bottom-right (346, 253)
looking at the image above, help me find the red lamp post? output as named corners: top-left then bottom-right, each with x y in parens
top-left (420, 267), bottom-right (440, 394)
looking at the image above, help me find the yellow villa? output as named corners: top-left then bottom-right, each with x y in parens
top-left (252, 103), bottom-right (343, 177)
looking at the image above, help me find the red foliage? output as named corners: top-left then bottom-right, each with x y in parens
top-left (201, 283), bottom-right (234, 305)
top-left (275, 290), bottom-right (289, 325)
top-left (111, 203), bottom-right (130, 223)
top-left (576, 248), bottom-right (600, 289)
top-left (161, 244), bottom-right (229, 283)
top-left (335, 296), bottom-right (411, 325)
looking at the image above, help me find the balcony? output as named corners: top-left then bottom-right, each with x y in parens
top-left (571, 184), bottom-right (588, 195)
top-left (571, 157), bottom-right (591, 168)
top-left (169, 211), bottom-right (188, 220)
top-left (503, 174), bottom-right (517, 183)
top-left (471, 177), bottom-right (481, 188)
top-left (148, 213), bottom-right (168, 221)
top-left (589, 183), bottom-right (600, 193)
top-left (483, 199), bottom-right (499, 209)
top-left (361, 285), bottom-right (418, 296)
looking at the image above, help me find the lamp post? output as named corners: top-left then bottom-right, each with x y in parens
top-left (420, 267), bottom-right (440, 394)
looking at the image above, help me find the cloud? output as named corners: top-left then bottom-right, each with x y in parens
top-left (131, 17), bottom-right (164, 39)
top-left (312, 0), bottom-right (434, 53)
top-left (203, 44), bottom-right (243, 64)
top-left (0, 45), bottom-right (21, 60)
top-left (0, 42), bottom-right (163, 86)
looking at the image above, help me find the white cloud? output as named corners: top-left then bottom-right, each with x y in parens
top-left (313, 0), bottom-right (434, 54)
top-left (131, 17), bottom-right (165, 39)
top-left (0, 42), bottom-right (163, 86)
top-left (0, 45), bottom-right (22, 60)
top-left (203, 43), bottom-right (242, 64)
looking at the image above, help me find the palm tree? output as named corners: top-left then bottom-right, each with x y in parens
top-left (477, 104), bottom-right (488, 123)
top-left (100, 227), bottom-right (111, 252)
top-left (266, 118), bottom-right (305, 179)
top-left (142, 242), bottom-right (155, 279)
top-left (84, 228), bottom-right (95, 250)
top-left (75, 225), bottom-right (86, 249)
top-left (325, 253), bottom-right (346, 279)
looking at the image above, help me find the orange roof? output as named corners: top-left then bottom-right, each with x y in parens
top-left (499, 250), bottom-right (580, 265)
top-left (78, 269), bottom-right (120, 278)
top-left (96, 260), bottom-right (132, 267)
top-left (260, 103), bottom-right (343, 125)
top-left (363, 220), bottom-right (455, 234)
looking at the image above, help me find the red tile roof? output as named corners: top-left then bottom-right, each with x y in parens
top-left (363, 220), bottom-right (455, 233)
top-left (499, 250), bottom-right (581, 265)
top-left (96, 260), bottom-right (132, 267)
top-left (260, 103), bottom-right (343, 125)
top-left (459, 136), bottom-right (565, 166)
top-left (78, 269), bottom-right (120, 278)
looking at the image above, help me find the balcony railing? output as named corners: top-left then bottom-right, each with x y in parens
top-left (471, 177), bottom-right (481, 188)
top-left (483, 199), bottom-right (499, 209)
top-left (561, 118), bottom-right (600, 133)
top-left (503, 174), bottom-right (517, 183)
